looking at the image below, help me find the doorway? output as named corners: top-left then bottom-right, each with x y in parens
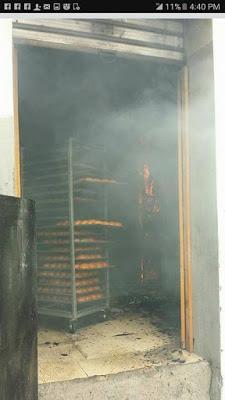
top-left (15, 42), bottom-right (192, 383)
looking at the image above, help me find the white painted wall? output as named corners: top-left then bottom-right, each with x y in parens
top-left (213, 19), bottom-right (225, 400)
top-left (0, 19), bottom-right (16, 196)
top-left (183, 21), bottom-right (221, 400)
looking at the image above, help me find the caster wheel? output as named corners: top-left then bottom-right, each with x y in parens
top-left (69, 321), bottom-right (77, 333)
top-left (101, 310), bottom-right (108, 321)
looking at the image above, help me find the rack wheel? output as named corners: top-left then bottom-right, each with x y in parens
top-left (100, 310), bottom-right (108, 321)
top-left (69, 320), bottom-right (77, 333)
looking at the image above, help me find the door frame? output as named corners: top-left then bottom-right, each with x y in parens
top-left (178, 65), bottom-right (193, 352)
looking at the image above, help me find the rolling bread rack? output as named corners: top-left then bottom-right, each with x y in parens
top-left (23, 138), bottom-right (124, 331)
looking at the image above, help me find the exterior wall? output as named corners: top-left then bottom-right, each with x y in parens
top-left (0, 118), bottom-right (15, 195)
top-left (213, 19), bottom-right (225, 400)
top-left (0, 20), bottom-right (16, 196)
top-left (184, 20), bottom-right (221, 399)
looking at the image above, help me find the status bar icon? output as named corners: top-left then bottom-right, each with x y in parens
top-left (4, 3), bottom-right (11, 10)
top-left (156, 3), bottom-right (163, 10)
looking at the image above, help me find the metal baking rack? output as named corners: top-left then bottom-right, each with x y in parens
top-left (23, 138), bottom-right (124, 331)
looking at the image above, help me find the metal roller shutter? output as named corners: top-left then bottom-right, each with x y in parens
top-left (13, 19), bottom-right (184, 64)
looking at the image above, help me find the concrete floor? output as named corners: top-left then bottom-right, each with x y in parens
top-left (38, 311), bottom-right (201, 384)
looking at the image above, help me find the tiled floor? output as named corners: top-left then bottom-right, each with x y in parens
top-left (38, 311), bottom-right (200, 384)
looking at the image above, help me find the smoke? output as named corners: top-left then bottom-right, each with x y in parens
top-left (19, 45), bottom-right (180, 299)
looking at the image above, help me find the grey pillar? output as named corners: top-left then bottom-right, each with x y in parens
top-left (0, 195), bottom-right (37, 400)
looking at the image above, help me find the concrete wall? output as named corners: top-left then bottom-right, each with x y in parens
top-left (184, 20), bottom-right (221, 399)
top-left (0, 118), bottom-right (15, 195)
top-left (39, 361), bottom-right (211, 400)
top-left (213, 19), bottom-right (225, 400)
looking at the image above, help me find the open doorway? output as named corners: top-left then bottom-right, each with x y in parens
top-left (17, 45), bottom-right (185, 383)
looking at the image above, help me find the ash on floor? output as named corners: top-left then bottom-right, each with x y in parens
top-left (38, 311), bottom-right (201, 384)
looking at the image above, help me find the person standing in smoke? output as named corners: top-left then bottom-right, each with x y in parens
top-left (142, 163), bottom-right (160, 215)
top-left (139, 161), bottom-right (160, 290)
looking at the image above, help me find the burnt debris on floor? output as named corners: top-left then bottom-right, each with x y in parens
top-left (38, 304), bottom-right (199, 385)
